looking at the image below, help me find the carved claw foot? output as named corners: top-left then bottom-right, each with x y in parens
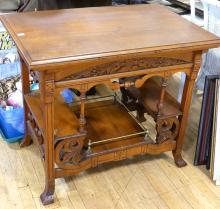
top-left (40, 190), bottom-right (54, 205)
top-left (20, 134), bottom-right (32, 148)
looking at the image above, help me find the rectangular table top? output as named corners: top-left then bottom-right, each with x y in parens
top-left (1, 4), bottom-right (220, 68)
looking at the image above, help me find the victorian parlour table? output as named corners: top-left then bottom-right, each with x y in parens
top-left (1, 4), bottom-right (220, 205)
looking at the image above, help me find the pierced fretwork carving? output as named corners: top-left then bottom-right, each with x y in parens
top-left (156, 117), bottom-right (180, 144)
top-left (55, 135), bottom-right (85, 168)
top-left (63, 57), bottom-right (189, 81)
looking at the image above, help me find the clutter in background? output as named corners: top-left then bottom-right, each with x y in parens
top-left (0, 23), bottom-right (19, 79)
top-left (0, 22), bottom-right (22, 109)
top-left (0, 54), bottom-right (20, 79)
top-left (194, 75), bottom-right (220, 185)
top-left (195, 0), bottom-right (220, 90)
top-left (0, 106), bottom-right (24, 142)
top-left (0, 75), bottom-right (22, 108)
top-left (0, 21), bottom-right (24, 142)
top-left (0, 75), bottom-right (24, 142)
top-left (0, 31), bottom-right (14, 51)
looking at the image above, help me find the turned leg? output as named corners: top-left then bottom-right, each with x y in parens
top-left (40, 73), bottom-right (55, 205)
top-left (79, 91), bottom-right (86, 133)
top-left (157, 77), bottom-right (168, 117)
top-left (20, 59), bottom-right (32, 147)
top-left (173, 52), bottom-right (202, 167)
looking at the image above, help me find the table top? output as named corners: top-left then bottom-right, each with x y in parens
top-left (1, 4), bottom-right (220, 68)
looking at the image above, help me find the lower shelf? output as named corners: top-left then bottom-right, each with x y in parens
top-left (54, 98), bottom-right (177, 173)
top-left (55, 139), bottom-right (176, 177)
top-left (72, 99), bottom-right (147, 153)
top-left (25, 92), bottom-right (177, 174)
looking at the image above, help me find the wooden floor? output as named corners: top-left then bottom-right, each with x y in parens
top-left (1, 75), bottom-right (220, 209)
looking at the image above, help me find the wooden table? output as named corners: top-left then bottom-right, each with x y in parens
top-left (1, 4), bottom-right (220, 205)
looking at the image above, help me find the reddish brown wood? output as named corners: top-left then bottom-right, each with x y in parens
top-left (79, 92), bottom-right (86, 133)
top-left (126, 78), bottom-right (182, 119)
top-left (20, 60), bottom-right (32, 147)
top-left (123, 78), bottom-right (182, 144)
top-left (157, 78), bottom-right (168, 117)
top-left (1, 5), bottom-right (220, 205)
top-left (1, 5), bottom-right (219, 68)
top-left (172, 52), bottom-right (202, 167)
top-left (39, 72), bottom-right (55, 205)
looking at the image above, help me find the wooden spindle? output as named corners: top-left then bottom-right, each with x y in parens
top-left (157, 78), bottom-right (168, 117)
top-left (79, 92), bottom-right (86, 133)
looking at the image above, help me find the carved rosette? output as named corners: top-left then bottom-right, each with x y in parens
top-left (62, 57), bottom-right (190, 81)
top-left (54, 136), bottom-right (85, 168)
top-left (155, 117), bottom-right (180, 143)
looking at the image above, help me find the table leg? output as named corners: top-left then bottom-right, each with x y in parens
top-left (172, 76), bottom-right (193, 167)
top-left (39, 73), bottom-right (55, 205)
top-left (20, 59), bottom-right (32, 147)
top-left (173, 52), bottom-right (202, 167)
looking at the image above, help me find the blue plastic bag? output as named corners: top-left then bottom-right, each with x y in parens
top-left (0, 107), bottom-right (24, 142)
top-left (61, 89), bottom-right (74, 103)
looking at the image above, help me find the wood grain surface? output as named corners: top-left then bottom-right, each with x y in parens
top-left (1, 3), bottom-right (220, 206)
top-left (1, 4), bottom-right (220, 67)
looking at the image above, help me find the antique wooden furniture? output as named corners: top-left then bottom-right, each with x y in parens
top-left (121, 77), bottom-right (182, 144)
top-left (1, 4), bottom-right (220, 205)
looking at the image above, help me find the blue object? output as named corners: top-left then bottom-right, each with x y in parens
top-left (31, 83), bottom-right (39, 91)
top-left (61, 89), bottom-right (74, 103)
top-left (0, 107), bottom-right (24, 142)
top-left (0, 129), bottom-right (23, 143)
top-left (0, 61), bottom-right (20, 79)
